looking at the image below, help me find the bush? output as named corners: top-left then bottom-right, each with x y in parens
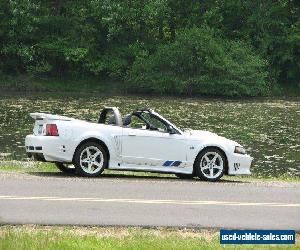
top-left (128, 27), bottom-right (270, 97)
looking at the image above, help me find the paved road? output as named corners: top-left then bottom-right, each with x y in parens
top-left (0, 172), bottom-right (299, 230)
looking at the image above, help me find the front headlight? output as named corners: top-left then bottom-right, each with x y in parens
top-left (234, 146), bottom-right (246, 154)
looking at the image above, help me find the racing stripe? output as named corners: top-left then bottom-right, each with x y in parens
top-left (171, 161), bottom-right (182, 167)
top-left (163, 161), bottom-right (174, 166)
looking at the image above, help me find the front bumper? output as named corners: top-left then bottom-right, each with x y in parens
top-left (25, 134), bottom-right (71, 162)
top-left (227, 153), bottom-right (252, 175)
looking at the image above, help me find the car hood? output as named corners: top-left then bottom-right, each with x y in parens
top-left (184, 130), bottom-right (240, 146)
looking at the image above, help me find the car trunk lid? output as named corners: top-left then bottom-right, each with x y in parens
top-left (30, 113), bottom-right (74, 136)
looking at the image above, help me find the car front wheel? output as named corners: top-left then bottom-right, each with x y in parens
top-left (74, 142), bottom-right (107, 177)
top-left (195, 148), bottom-right (226, 182)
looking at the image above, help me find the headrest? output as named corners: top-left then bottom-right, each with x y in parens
top-left (123, 115), bottom-right (132, 126)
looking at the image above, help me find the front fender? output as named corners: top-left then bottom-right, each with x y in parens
top-left (191, 142), bottom-right (233, 166)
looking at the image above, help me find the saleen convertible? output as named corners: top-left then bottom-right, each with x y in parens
top-left (25, 107), bottom-right (252, 181)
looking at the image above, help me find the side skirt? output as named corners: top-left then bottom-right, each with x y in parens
top-left (108, 162), bottom-right (193, 175)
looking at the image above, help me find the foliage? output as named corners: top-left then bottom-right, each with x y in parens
top-left (129, 27), bottom-right (269, 96)
top-left (0, 0), bottom-right (299, 96)
top-left (203, 0), bottom-right (300, 85)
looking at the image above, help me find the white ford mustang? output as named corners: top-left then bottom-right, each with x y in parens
top-left (25, 107), bottom-right (252, 181)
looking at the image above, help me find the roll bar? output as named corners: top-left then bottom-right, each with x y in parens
top-left (98, 107), bottom-right (123, 126)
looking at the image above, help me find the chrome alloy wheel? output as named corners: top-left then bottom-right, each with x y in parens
top-left (200, 152), bottom-right (224, 179)
top-left (79, 146), bottom-right (104, 174)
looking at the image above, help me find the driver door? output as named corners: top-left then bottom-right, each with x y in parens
top-left (120, 113), bottom-right (188, 170)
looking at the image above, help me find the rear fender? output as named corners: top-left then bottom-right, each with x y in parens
top-left (71, 131), bottom-right (118, 164)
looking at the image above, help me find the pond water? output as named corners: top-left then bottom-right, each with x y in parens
top-left (0, 93), bottom-right (299, 177)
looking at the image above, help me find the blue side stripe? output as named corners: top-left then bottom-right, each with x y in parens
top-left (163, 161), bottom-right (174, 166)
top-left (171, 161), bottom-right (182, 167)
top-left (163, 160), bottom-right (182, 167)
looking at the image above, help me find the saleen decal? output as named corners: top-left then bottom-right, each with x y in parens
top-left (163, 161), bottom-right (182, 167)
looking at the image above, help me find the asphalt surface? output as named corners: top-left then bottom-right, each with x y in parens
top-left (0, 172), bottom-right (299, 230)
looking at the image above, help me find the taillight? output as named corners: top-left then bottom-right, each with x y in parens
top-left (46, 124), bottom-right (59, 136)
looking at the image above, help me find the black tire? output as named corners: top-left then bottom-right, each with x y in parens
top-left (175, 173), bottom-right (194, 179)
top-left (194, 148), bottom-right (226, 182)
top-left (55, 163), bottom-right (76, 174)
top-left (73, 141), bottom-right (108, 177)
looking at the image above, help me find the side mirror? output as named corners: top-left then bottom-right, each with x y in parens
top-left (167, 126), bottom-right (177, 134)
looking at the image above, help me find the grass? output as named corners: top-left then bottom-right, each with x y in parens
top-left (0, 225), bottom-right (299, 250)
top-left (0, 162), bottom-right (58, 173)
top-left (0, 162), bottom-right (300, 183)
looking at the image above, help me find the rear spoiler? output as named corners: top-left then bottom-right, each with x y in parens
top-left (29, 113), bottom-right (75, 121)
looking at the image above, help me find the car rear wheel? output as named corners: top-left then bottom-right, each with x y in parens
top-left (195, 148), bottom-right (226, 182)
top-left (55, 163), bottom-right (76, 174)
top-left (74, 142), bottom-right (108, 177)
top-left (175, 173), bottom-right (194, 179)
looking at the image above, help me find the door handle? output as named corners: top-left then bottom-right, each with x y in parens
top-left (128, 133), bottom-right (136, 136)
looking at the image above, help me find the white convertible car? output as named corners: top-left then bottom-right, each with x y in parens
top-left (25, 107), bottom-right (252, 181)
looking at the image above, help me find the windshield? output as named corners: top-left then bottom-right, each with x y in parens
top-left (139, 112), bottom-right (168, 133)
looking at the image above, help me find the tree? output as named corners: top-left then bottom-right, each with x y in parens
top-left (129, 27), bottom-right (269, 96)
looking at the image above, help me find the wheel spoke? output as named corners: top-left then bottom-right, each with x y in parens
top-left (209, 168), bottom-right (214, 177)
top-left (204, 155), bottom-right (210, 162)
top-left (93, 162), bottom-right (101, 168)
top-left (86, 148), bottom-right (91, 158)
top-left (211, 154), bottom-right (218, 163)
top-left (201, 165), bottom-right (210, 170)
top-left (214, 165), bottom-right (223, 170)
top-left (81, 158), bottom-right (89, 163)
top-left (92, 151), bottom-right (100, 159)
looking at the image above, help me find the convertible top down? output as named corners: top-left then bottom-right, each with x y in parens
top-left (25, 107), bottom-right (252, 181)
